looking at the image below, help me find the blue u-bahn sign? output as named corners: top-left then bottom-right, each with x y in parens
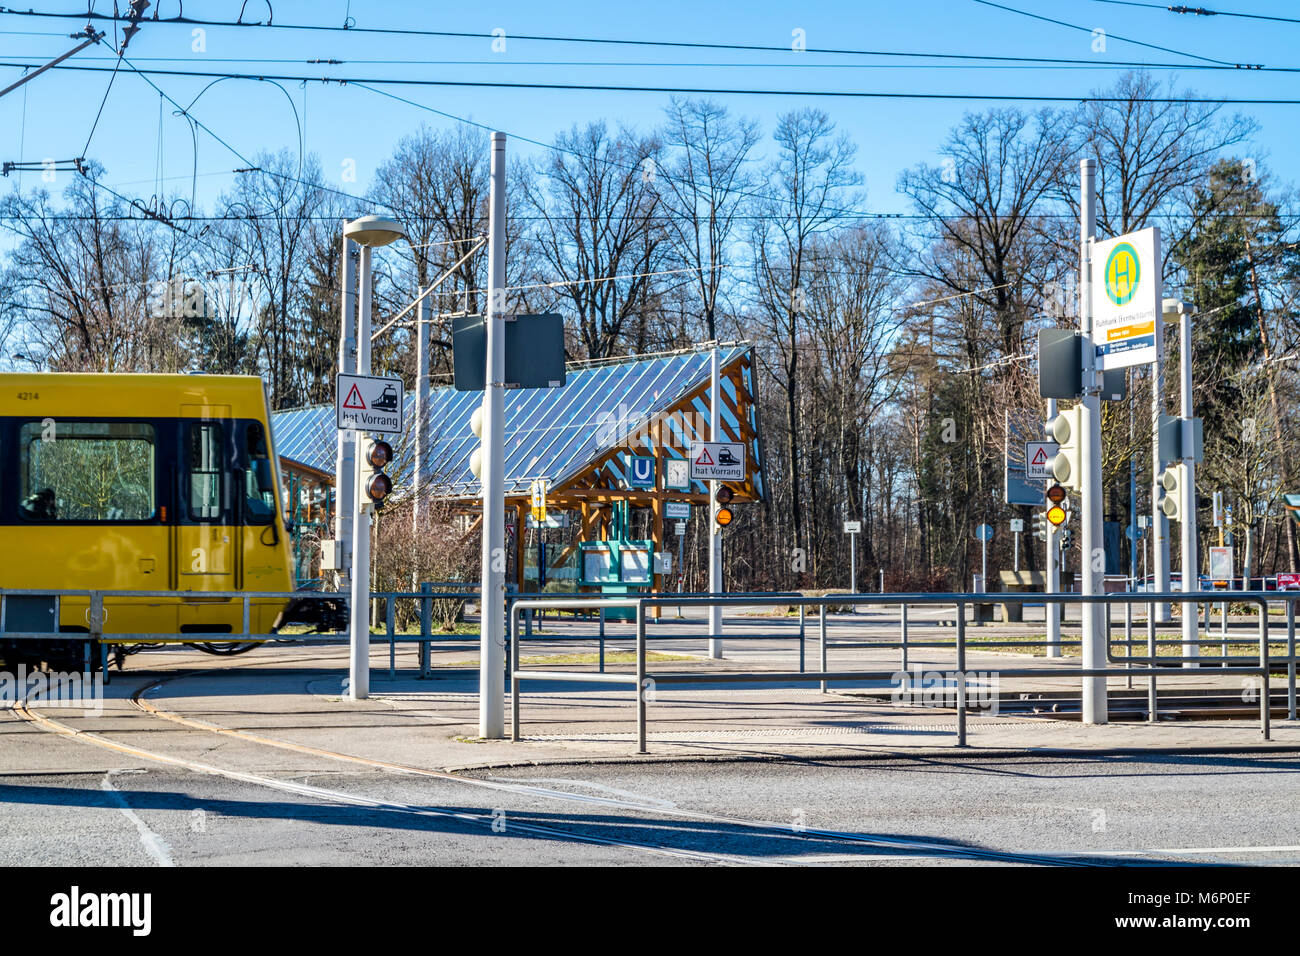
top-left (629, 456), bottom-right (655, 489)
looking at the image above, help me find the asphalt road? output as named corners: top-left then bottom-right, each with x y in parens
top-left (5, 740), bottom-right (1300, 865)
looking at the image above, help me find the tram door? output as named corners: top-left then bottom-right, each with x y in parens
top-left (176, 412), bottom-right (234, 615)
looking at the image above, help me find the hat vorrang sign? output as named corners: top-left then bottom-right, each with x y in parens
top-left (336, 372), bottom-right (405, 434)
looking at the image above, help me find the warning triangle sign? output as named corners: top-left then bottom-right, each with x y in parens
top-left (1031, 447), bottom-right (1048, 465)
top-left (343, 384), bottom-right (367, 410)
top-left (695, 447), bottom-right (714, 466)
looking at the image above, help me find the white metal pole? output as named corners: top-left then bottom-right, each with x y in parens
top-left (414, 296), bottom-right (429, 534)
top-left (1079, 158), bottom-right (1108, 724)
top-left (348, 244), bottom-right (373, 701)
top-left (708, 344), bottom-right (723, 658)
top-left (1153, 322), bottom-right (1172, 622)
top-left (1180, 304), bottom-right (1199, 665)
top-left (479, 132), bottom-right (508, 737)
top-left (334, 237), bottom-right (358, 591)
top-left (849, 530), bottom-right (857, 593)
top-left (1046, 397), bottom-right (1060, 657)
top-left (981, 536), bottom-right (988, 592)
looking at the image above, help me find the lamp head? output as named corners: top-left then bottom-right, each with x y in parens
top-left (344, 215), bottom-right (405, 248)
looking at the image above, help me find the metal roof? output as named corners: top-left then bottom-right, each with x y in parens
top-left (271, 345), bottom-right (760, 499)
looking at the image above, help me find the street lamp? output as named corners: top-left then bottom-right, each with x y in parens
top-left (342, 214), bottom-right (405, 701)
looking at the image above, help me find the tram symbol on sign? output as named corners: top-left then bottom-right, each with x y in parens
top-left (372, 383), bottom-right (400, 413)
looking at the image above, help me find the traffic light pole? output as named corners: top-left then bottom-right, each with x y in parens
top-left (348, 243), bottom-right (373, 701)
top-left (1179, 305), bottom-right (1200, 665)
top-left (1078, 159), bottom-right (1108, 724)
top-left (480, 132), bottom-right (508, 736)
top-left (1045, 397), bottom-right (1061, 658)
top-left (708, 344), bottom-right (723, 659)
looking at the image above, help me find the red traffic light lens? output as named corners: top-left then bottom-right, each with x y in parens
top-left (1046, 484), bottom-right (1066, 504)
top-left (366, 440), bottom-right (393, 468)
top-left (714, 485), bottom-right (734, 505)
top-left (365, 473), bottom-right (393, 502)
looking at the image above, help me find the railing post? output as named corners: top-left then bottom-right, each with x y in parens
top-left (241, 594), bottom-right (250, 640)
top-left (510, 602), bottom-right (520, 742)
top-left (87, 592), bottom-right (109, 687)
top-left (1147, 601), bottom-right (1157, 723)
top-left (956, 600), bottom-right (967, 747)
top-left (419, 582), bottom-right (432, 678)
top-left (818, 603), bottom-right (827, 694)
top-left (1260, 600), bottom-right (1271, 741)
top-left (900, 604), bottom-right (909, 683)
top-left (1124, 597), bottom-right (1133, 689)
top-left (1287, 599), bottom-right (1296, 722)
top-left (636, 602), bottom-right (647, 755)
top-left (798, 603), bottom-right (805, 673)
top-left (599, 605), bottom-right (606, 673)
top-left (386, 595), bottom-right (395, 682)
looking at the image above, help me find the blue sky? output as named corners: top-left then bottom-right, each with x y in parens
top-left (2, 0), bottom-right (1299, 219)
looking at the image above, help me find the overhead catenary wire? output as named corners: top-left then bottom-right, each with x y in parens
top-left (1089, 1), bottom-right (1300, 26)
top-left (0, 5), bottom-right (1263, 66)
top-left (6, 58), bottom-right (1300, 92)
top-left (969, 0), bottom-right (1259, 68)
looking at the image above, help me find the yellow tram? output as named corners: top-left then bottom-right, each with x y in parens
top-left (0, 373), bottom-right (327, 663)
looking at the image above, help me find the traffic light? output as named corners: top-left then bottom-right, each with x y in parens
top-left (469, 404), bottom-right (484, 479)
top-left (360, 436), bottom-right (394, 508)
top-left (1046, 501), bottom-right (1068, 527)
top-left (713, 484), bottom-right (734, 532)
top-left (1045, 406), bottom-right (1083, 491)
top-left (1157, 463), bottom-right (1186, 522)
top-left (1032, 512), bottom-right (1047, 541)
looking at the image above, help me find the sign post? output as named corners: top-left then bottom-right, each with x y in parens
top-left (843, 520), bottom-right (861, 593)
top-left (974, 523), bottom-right (994, 592)
top-left (1010, 518), bottom-right (1024, 573)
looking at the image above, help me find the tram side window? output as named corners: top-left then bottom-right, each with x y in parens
top-left (188, 422), bottom-right (223, 522)
top-left (241, 421), bottom-right (276, 525)
top-left (18, 422), bottom-right (156, 522)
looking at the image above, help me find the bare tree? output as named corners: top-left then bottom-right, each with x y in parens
top-left (524, 122), bottom-right (665, 359)
top-left (751, 107), bottom-right (863, 555)
top-left (659, 98), bottom-right (759, 341)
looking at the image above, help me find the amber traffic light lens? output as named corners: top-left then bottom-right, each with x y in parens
top-left (1046, 505), bottom-right (1067, 526)
top-left (714, 506), bottom-right (733, 527)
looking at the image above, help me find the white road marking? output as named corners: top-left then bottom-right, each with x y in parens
top-left (100, 770), bottom-right (174, 867)
top-left (18, 705), bottom-right (754, 866)
top-left (487, 776), bottom-right (678, 809)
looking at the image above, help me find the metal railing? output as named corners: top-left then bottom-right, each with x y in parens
top-left (509, 590), bottom-right (1298, 754)
top-left (0, 584), bottom-right (504, 684)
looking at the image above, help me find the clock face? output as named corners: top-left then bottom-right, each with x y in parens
top-left (665, 458), bottom-right (690, 491)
